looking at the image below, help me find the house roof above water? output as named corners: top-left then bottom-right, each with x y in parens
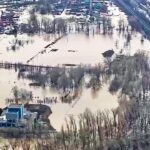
top-left (8, 104), bottom-right (23, 108)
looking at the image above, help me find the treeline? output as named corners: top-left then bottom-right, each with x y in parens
top-left (7, 38), bottom-right (34, 51)
top-left (20, 13), bottom-right (114, 35)
top-left (20, 12), bottom-right (67, 34)
top-left (20, 64), bottom-right (104, 103)
top-left (109, 52), bottom-right (150, 97)
top-left (19, 0), bottom-right (114, 35)
top-left (34, 0), bottom-right (53, 15)
top-left (5, 86), bottom-right (33, 104)
top-left (20, 52), bottom-right (150, 103)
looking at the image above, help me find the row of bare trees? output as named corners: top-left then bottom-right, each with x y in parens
top-left (109, 52), bottom-right (150, 96)
top-left (5, 86), bottom-right (33, 104)
top-left (20, 51), bottom-right (150, 104)
top-left (20, 11), bottom-right (67, 34)
top-left (20, 64), bottom-right (104, 102)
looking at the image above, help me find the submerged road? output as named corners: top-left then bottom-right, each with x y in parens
top-left (26, 35), bottom-right (65, 64)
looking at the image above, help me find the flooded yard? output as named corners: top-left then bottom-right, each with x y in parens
top-left (0, 28), bottom-right (149, 67)
top-left (0, 68), bottom-right (118, 131)
top-left (28, 32), bottom-right (150, 66)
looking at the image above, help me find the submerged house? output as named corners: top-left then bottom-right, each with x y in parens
top-left (0, 104), bottom-right (37, 128)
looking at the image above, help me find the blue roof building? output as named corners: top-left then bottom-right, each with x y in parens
top-left (0, 104), bottom-right (27, 128)
top-left (6, 104), bottom-right (24, 120)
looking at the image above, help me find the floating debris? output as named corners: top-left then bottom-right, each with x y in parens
top-left (50, 49), bottom-right (58, 52)
top-left (68, 50), bottom-right (77, 52)
top-left (102, 49), bottom-right (114, 58)
top-left (29, 82), bottom-right (41, 87)
top-left (63, 64), bottom-right (77, 67)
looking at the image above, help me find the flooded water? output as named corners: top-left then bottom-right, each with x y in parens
top-left (0, 34), bottom-right (50, 63)
top-left (0, 3), bottom-right (150, 131)
top-left (50, 85), bottom-right (118, 131)
top-left (0, 68), bottom-right (118, 131)
top-left (29, 32), bottom-right (150, 66)
top-left (0, 31), bottom-right (149, 66)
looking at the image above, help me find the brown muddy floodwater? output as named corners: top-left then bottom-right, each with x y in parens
top-left (0, 69), bottom-right (118, 131)
top-left (0, 4), bottom-right (150, 131)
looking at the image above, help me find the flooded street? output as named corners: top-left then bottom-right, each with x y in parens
top-left (0, 3), bottom-right (150, 131)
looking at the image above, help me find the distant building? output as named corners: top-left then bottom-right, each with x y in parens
top-left (6, 104), bottom-right (24, 120)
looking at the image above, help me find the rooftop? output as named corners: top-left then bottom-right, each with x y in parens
top-left (8, 104), bottom-right (23, 108)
